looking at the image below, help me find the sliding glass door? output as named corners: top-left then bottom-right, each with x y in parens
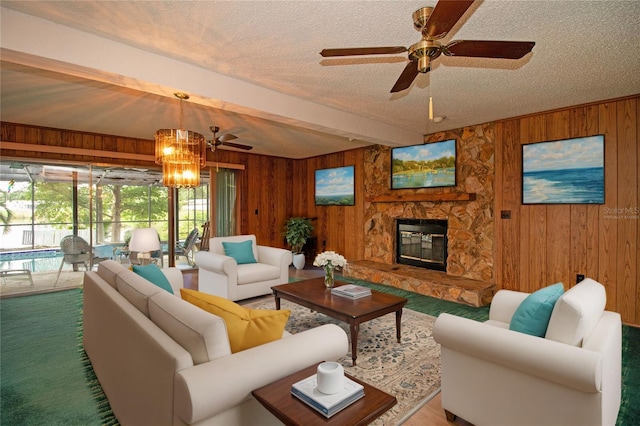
top-left (0, 160), bottom-right (212, 295)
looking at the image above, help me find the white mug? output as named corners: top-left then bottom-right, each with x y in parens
top-left (316, 361), bottom-right (344, 394)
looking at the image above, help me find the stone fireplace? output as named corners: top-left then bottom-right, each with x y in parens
top-left (359, 132), bottom-right (496, 283)
top-left (396, 218), bottom-right (447, 271)
top-left (344, 133), bottom-right (497, 306)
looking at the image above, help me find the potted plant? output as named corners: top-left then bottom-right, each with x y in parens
top-left (283, 217), bottom-right (314, 269)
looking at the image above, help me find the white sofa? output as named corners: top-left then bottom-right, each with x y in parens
top-left (195, 235), bottom-right (292, 301)
top-left (433, 278), bottom-right (621, 426)
top-left (83, 260), bottom-right (348, 426)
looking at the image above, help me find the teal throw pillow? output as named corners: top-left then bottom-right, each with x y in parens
top-left (132, 264), bottom-right (173, 293)
top-left (222, 240), bottom-right (257, 264)
top-left (509, 283), bottom-right (565, 337)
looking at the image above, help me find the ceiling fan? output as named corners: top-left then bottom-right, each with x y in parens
top-left (320, 0), bottom-right (535, 93)
top-left (207, 126), bottom-right (253, 152)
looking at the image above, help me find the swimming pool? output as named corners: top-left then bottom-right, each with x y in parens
top-left (0, 249), bottom-right (63, 273)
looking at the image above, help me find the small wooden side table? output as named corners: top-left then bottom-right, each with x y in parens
top-left (252, 363), bottom-right (396, 426)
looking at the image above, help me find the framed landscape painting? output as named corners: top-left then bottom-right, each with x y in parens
top-left (522, 135), bottom-right (604, 204)
top-left (315, 165), bottom-right (355, 206)
top-left (391, 139), bottom-right (456, 189)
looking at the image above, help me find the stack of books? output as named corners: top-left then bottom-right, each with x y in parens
top-left (291, 374), bottom-right (365, 418)
top-left (331, 284), bottom-right (372, 299)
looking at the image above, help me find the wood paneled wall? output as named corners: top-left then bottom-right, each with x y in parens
top-left (237, 154), bottom-right (292, 246)
top-left (291, 149), bottom-right (366, 261)
top-left (1, 123), bottom-right (156, 167)
top-left (495, 96), bottom-right (639, 324)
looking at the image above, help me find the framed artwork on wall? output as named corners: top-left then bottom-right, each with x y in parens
top-left (315, 165), bottom-right (355, 206)
top-left (391, 139), bottom-right (456, 189)
top-left (522, 135), bottom-right (605, 204)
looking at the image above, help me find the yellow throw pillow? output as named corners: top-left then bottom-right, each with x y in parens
top-left (180, 289), bottom-right (290, 353)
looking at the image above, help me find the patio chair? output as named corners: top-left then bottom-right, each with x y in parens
top-left (199, 221), bottom-right (210, 251)
top-left (175, 228), bottom-right (199, 266)
top-left (55, 235), bottom-right (91, 286)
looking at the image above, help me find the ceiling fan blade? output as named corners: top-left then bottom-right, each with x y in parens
top-left (217, 133), bottom-right (238, 143)
top-left (221, 141), bottom-right (253, 151)
top-left (445, 40), bottom-right (535, 59)
top-left (390, 61), bottom-right (420, 93)
top-left (423, 0), bottom-right (475, 39)
top-left (320, 46), bottom-right (407, 57)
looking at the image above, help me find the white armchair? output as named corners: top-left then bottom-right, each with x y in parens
top-left (195, 235), bottom-right (292, 301)
top-left (433, 278), bottom-right (621, 426)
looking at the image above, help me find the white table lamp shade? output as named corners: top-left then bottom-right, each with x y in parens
top-left (128, 228), bottom-right (161, 253)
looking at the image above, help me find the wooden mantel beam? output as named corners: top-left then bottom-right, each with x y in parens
top-left (366, 193), bottom-right (476, 203)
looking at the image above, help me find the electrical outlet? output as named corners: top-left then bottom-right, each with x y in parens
top-left (500, 210), bottom-right (511, 219)
top-left (576, 274), bottom-right (585, 284)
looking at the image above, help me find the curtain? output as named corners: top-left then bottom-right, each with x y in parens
top-left (215, 169), bottom-right (236, 236)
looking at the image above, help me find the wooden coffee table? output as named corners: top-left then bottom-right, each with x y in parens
top-left (272, 278), bottom-right (407, 366)
top-left (252, 363), bottom-right (397, 426)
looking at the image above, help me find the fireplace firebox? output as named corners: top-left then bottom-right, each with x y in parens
top-left (396, 218), bottom-right (448, 271)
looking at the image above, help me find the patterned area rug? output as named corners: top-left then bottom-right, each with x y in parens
top-left (244, 297), bottom-right (441, 425)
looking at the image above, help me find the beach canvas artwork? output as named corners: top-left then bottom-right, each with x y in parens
top-left (315, 165), bottom-right (355, 206)
top-left (522, 135), bottom-right (604, 204)
top-left (391, 139), bottom-right (456, 189)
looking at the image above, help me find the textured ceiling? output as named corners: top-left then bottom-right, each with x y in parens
top-left (1, 1), bottom-right (639, 159)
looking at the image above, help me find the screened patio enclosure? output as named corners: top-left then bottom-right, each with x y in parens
top-left (0, 160), bottom-right (211, 296)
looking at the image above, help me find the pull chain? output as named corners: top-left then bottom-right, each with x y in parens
top-left (429, 74), bottom-right (434, 121)
top-left (429, 96), bottom-right (433, 121)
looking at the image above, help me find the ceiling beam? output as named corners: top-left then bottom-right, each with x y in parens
top-left (1, 7), bottom-right (423, 147)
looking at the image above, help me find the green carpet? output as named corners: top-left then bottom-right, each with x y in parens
top-left (340, 276), bottom-right (490, 321)
top-left (0, 289), bottom-right (117, 426)
top-left (620, 324), bottom-right (640, 424)
top-left (1, 283), bottom-right (638, 425)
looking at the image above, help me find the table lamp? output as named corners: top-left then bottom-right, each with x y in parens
top-left (128, 228), bottom-right (161, 266)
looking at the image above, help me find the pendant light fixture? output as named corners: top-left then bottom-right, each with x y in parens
top-left (155, 92), bottom-right (206, 188)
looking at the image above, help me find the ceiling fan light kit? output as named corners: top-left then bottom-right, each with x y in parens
top-left (320, 0), bottom-right (535, 93)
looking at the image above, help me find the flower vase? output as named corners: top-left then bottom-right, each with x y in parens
top-left (324, 266), bottom-right (335, 289)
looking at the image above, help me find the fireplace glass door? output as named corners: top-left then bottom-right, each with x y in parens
top-left (396, 219), bottom-right (447, 271)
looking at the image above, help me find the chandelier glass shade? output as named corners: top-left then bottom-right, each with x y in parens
top-left (155, 128), bottom-right (206, 188)
top-left (155, 93), bottom-right (206, 188)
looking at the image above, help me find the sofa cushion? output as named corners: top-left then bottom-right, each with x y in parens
top-left (509, 283), bottom-right (564, 337)
top-left (148, 291), bottom-right (231, 364)
top-left (180, 289), bottom-right (290, 353)
top-left (132, 264), bottom-right (174, 293)
top-left (97, 259), bottom-right (125, 289)
top-left (211, 234), bottom-right (260, 262)
top-left (116, 269), bottom-right (163, 317)
top-left (222, 240), bottom-right (257, 264)
top-left (545, 278), bottom-right (606, 347)
top-left (236, 263), bottom-right (282, 285)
